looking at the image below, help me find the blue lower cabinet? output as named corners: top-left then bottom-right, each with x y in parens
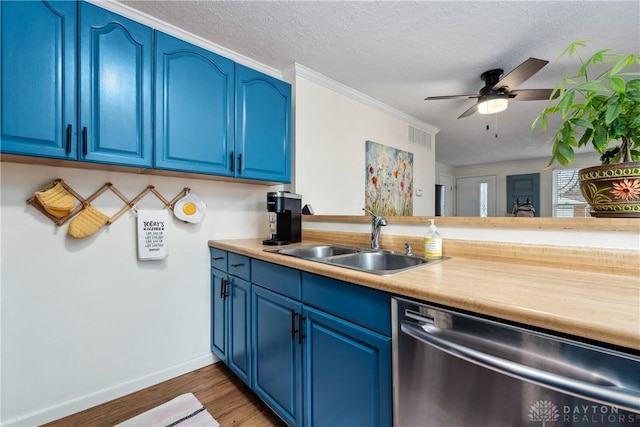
top-left (228, 277), bottom-right (251, 385)
top-left (303, 306), bottom-right (392, 427)
top-left (214, 253), bottom-right (392, 426)
top-left (211, 269), bottom-right (227, 360)
top-left (252, 285), bottom-right (303, 427)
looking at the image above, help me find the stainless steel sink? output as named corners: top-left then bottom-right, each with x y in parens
top-left (265, 244), bottom-right (446, 275)
top-left (323, 251), bottom-right (441, 275)
top-left (265, 244), bottom-right (362, 259)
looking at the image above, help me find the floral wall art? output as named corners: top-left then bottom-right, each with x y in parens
top-left (365, 140), bottom-right (414, 216)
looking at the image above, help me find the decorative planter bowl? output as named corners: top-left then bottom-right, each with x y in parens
top-left (578, 162), bottom-right (640, 218)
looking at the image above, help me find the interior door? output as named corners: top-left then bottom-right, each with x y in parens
top-left (438, 174), bottom-right (454, 216)
top-left (455, 175), bottom-right (497, 216)
top-left (506, 173), bottom-right (540, 216)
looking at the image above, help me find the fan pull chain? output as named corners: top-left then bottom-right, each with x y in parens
top-left (486, 114), bottom-right (499, 138)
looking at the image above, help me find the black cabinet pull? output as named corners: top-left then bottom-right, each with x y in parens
top-left (65, 124), bottom-right (72, 154)
top-left (220, 278), bottom-right (228, 299)
top-left (237, 153), bottom-right (242, 173)
top-left (230, 263), bottom-right (245, 268)
top-left (298, 314), bottom-right (305, 344)
top-left (212, 256), bottom-right (224, 261)
top-left (230, 151), bottom-right (234, 171)
top-left (291, 310), bottom-right (299, 340)
top-left (82, 126), bottom-right (88, 156)
top-left (224, 279), bottom-right (230, 298)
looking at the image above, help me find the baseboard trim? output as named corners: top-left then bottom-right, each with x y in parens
top-left (2, 353), bottom-right (218, 427)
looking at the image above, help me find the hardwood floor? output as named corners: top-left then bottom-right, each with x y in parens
top-left (43, 363), bottom-right (286, 427)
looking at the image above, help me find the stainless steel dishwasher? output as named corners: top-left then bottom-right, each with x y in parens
top-left (392, 297), bottom-right (640, 426)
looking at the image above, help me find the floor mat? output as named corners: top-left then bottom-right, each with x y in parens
top-left (114, 393), bottom-right (219, 427)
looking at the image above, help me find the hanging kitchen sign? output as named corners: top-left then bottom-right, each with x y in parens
top-left (137, 210), bottom-right (169, 261)
top-left (365, 140), bottom-right (414, 216)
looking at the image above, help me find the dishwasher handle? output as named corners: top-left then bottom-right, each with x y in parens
top-left (401, 321), bottom-right (640, 414)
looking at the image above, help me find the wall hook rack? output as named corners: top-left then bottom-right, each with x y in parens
top-left (27, 179), bottom-right (190, 227)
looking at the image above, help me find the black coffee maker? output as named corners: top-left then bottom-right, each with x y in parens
top-left (263, 191), bottom-right (302, 245)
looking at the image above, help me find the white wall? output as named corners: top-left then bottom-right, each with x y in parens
top-left (1, 162), bottom-right (276, 425)
top-left (292, 72), bottom-right (437, 216)
top-left (452, 152), bottom-right (600, 217)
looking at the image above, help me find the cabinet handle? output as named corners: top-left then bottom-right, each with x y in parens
top-left (230, 263), bottom-right (245, 268)
top-left (212, 256), bottom-right (224, 261)
top-left (298, 314), bottom-right (305, 344)
top-left (219, 278), bottom-right (226, 299)
top-left (65, 124), bottom-right (72, 154)
top-left (291, 310), bottom-right (299, 340)
top-left (237, 153), bottom-right (242, 173)
top-left (230, 151), bottom-right (235, 171)
top-left (224, 279), bottom-right (230, 298)
top-left (82, 127), bottom-right (88, 156)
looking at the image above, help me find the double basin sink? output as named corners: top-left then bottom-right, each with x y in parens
top-left (265, 244), bottom-right (446, 275)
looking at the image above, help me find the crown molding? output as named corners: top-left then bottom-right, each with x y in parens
top-left (90, 1), bottom-right (439, 135)
top-left (87, 0), bottom-right (282, 79)
top-left (285, 63), bottom-right (440, 135)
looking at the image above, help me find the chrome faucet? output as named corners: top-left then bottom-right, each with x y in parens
top-left (363, 208), bottom-right (387, 250)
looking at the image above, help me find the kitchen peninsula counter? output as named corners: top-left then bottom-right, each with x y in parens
top-left (208, 238), bottom-right (640, 351)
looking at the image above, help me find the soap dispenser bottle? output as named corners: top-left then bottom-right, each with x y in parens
top-left (424, 219), bottom-right (442, 259)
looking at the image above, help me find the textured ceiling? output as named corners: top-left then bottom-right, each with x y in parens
top-left (120, 0), bottom-right (640, 167)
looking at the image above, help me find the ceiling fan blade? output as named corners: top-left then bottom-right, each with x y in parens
top-left (425, 94), bottom-right (480, 100)
top-left (457, 104), bottom-right (478, 119)
top-left (509, 88), bottom-right (558, 101)
top-left (492, 58), bottom-right (549, 91)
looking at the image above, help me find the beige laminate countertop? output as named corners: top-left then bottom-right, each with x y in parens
top-left (209, 238), bottom-right (640, 351)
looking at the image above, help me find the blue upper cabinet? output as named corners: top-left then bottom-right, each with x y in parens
top-left (235, 65), bottom-right (292, 183)
top-left (78, 2), bottom-right (153, 167)
top-left (1, 0), bottom-right (77, 159)
top-left (154, 32), bottom-right (235, 175)
top-left (2, 2), bottom-right (289, 183)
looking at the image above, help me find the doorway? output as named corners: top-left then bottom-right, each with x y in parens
top-left (438, 174), bottom-right (454, 216)
top-left (506, 173), bottom-right (540, 217)
top-left (455, 175), bottom-right (497, 216)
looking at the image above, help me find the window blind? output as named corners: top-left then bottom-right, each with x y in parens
top-left (552, 169), bottom-right (588, 217)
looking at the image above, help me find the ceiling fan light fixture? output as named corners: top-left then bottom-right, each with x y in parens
top-left (477, 97), bottom-right (508, 114)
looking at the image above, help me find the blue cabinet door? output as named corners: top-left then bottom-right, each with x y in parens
top-left (228, 276), bottom-right (251, 386)
top-left (1, 0), bottom-right (77, 159)
top-left (303, 306), bottom-right (392, 427)
top-left (78, 2), bottom-right (152, 167)
top-left (211, 270), bottom-right (227, 361)
top-left (154, 32), bottom-right (235, 175)
top-left (252, 285), bottom-right (302, 427)
top-left (235, 65), bottom-right (291, 183)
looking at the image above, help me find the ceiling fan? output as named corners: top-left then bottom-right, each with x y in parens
top-left (425, 58), bottom-right (558, 119)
